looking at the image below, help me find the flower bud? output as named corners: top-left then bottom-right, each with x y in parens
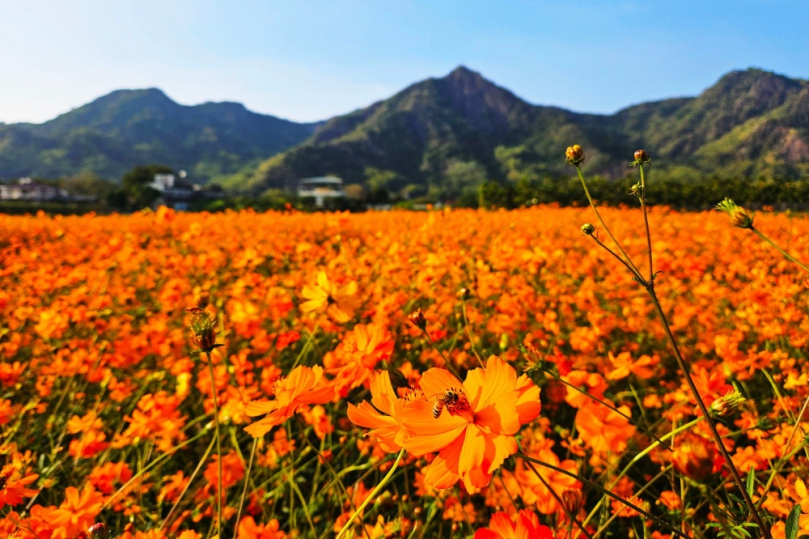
top-left (457, 287), bottom-right (471, 300)
top-left (187, 308), bottom-right (219, 353)
top-left (408, 309), bottom-right (427, 331)
top-left (710, 389), bottom-right (745, 417)
top-left (671, 434), bottom-right (715, 483)
top-left (565, 145), bottom-right (585, 166)
top-left (716, 198), bottom-right (754, 229)
top-left (561, 489), bottom-right (584, 514)
top-left (581, 223), bottom-right (595, 236)
top-left (87, 523), bottom-right (108, 539)
top-left (634, 149), bottom-right (650, 163)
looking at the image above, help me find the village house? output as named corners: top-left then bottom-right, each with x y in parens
top-left (297, 176), bottom-right (345, 207)
top-left (0, 178), bottom-right (69, 201)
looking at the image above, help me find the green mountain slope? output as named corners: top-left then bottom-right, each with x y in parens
top-left (228, 67), bottom-right (809, 195)
top-left (0, 89), bottom-right (320, 183)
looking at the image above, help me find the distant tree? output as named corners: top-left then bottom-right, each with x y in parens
top-left (61, 171), bottom-right (116, 199)
top-left (344, 184), bottom-right (367, 201)
top-left (121, 164), bottom-right (173, 210)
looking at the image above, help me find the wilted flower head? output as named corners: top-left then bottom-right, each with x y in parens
top-left (671, 434), bottom-right (716, 483)
top-left (716, 198), bottom-right (754, 229)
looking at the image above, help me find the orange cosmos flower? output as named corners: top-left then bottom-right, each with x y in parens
top-left (402, 356), bottom-right (540, 493)
top-left (511, 448), bottom-right (581, 514)
top-left (605, 352), bottom-right (657, 380)
top-left (0, 462), bottom-right (38, 509)
top-left (475, 509), bottom-right (553, 539)
top-left (245, 365), bottom-right (335, 438)
top-left (49, 485), bottom-right (104, 539)
top-left (325, 323), bottom-right (394, 397)
top-left (300, 271), bottom-right (359, 323)
top-left (347, 370), bottom-right (410, 452)
top-left (574, 399), bottom-right (636, 459)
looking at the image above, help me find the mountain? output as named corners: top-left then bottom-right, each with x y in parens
top-left (225, 66), bottom-right (809, 196)
top-left (0, 89), bottom-right (320, 183)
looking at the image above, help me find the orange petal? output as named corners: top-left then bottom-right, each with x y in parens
top-left (245, 400), bottom-right (278, 417)
top-left (423, 436), bottom-right (464, 490)
top-left (474, 356), bottom-right (517, 412)
top-left (402, 401), bottom-right (466, 455)
top-left (476, 389), bottom-right (520, 435)
top-left (419, 368), bottom-right (464, 399)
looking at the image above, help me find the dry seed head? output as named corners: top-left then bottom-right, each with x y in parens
top-left (565, 145), bottom-right (585, 166)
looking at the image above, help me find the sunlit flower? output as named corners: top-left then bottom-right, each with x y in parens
top-left (475, 509), bottom-right (553, 539)
top-left (402, 356), bottom-right (540, 493)
top-left (245, 365), bottom-right (335, 437)
top-left (300, 271), bottom-right (359, 323)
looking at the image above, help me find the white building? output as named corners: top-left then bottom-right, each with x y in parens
top-left (0, 178), bottom-right (68, 201)
top-left (297, 177), bottom-right (345, 207)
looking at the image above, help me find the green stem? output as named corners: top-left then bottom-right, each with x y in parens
top-left (336, 449), bottom-right (405, 539)
top-left (582, 417), bottom-right (702, 527)
top-left (461, 299), bottom-right (486, 368)
top-left (515, 452), bottom-right (689, 539)
top-left (205, 351), bottom-right (223, 539)
top-left (645, 290), bottom-right (771, 539)
top-left (235, 438), bottom-right (258, 531)
top-left (576, 165), bottom-right (643, 279)
top-left (638, 164), bottom-right (654, 283)
top-left (752, 227), bottom-right (809, 273)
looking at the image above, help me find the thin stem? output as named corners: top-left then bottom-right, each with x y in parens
top-left (593, 465), bottom-right (672, 539)
top-left (645, 290), bottom-right (771, 539)
top-left (205, 351), bottom-right (223, 539)
top-left (638, 164), bottom-right (654, 284)
top-left (461, 298), bottom-right (486, 368)
top-left (549, 369), bottom-right (671, 451)
top-left (336, 449), bottom-right (405, 539)
top-left (752, 227), bottom-right (809, 273)
top-left (582, 417), bottom-right (702, 527)
top-left (521, 457), bottom-right (595, 539)
top-left (590, 236), bottom-right (645, 284)
top-left (576, 165), bottom-right (642, 278)
top-left (421, 328), bottom-right (463, 379)
top-left (161, 435), bottom-right (217, 529)
top-left (235, 438), bottom-right (258, 530)
top-left (515, 452), bottom-right (689, 539)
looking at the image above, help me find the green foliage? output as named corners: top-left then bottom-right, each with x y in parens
top-left (0, 89), bottom-right (318, 183)
top-left (228, 67), bottom-right (809, 201)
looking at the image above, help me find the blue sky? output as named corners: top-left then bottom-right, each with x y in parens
top-left (0, 1), bottom-right (807, 124)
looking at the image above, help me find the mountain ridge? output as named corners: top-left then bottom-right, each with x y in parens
top-left (2, 66), bottom-right (808, 193)
top-left (0, 88), bottom-right (321, 183)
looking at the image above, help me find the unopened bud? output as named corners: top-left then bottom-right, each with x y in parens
top-left (408, 309), bottom-right (427, 331)
top-left (634, 149), bottom-right (650, 163)
top-left (187, 308), bottom-right (219, 353)
top-left (87, 523), bottom-right (108, 539)
top-left (561, 489), bottom-right (584, 514)
top-left (565, 145), bottom-right (585, 166)
top-left (710, 389), bottom-right (745, 417)
top-left (457, 288), bottom-right (471, 300)
top-left (581, 223), bottom-right (595, 236)
top-left (716, 198), bottom-right (754, 229)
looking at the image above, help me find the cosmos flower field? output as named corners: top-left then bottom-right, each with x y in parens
top-left (2, 204), bottom-right (809, 539)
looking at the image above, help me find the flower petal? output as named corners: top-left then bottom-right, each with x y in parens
top-left (419, 368), bottom-right (464, 400)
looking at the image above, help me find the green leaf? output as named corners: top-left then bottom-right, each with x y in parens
top-left (787, 504), bottom-right (802, 539)
top-left (746, 467), bottom-right (755, 498)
